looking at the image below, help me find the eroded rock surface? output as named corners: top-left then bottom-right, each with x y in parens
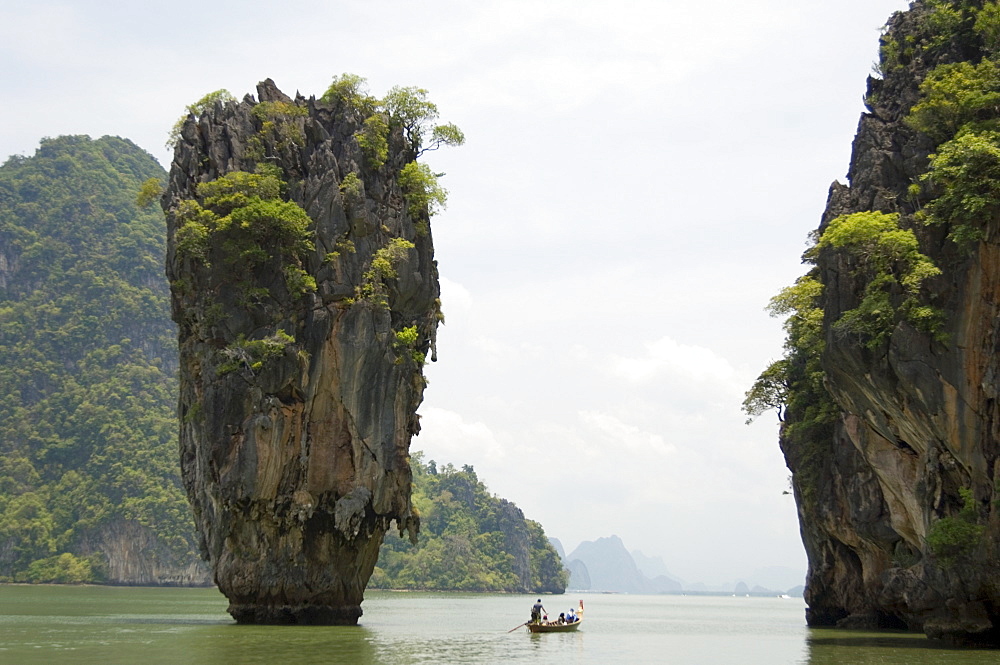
top-left (163, 80), bottom-right (438, 624)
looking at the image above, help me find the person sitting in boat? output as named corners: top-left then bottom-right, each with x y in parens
top-left (566, 607), bottom-right (576, 623)
top-left (558, 612), bottom-right (566, 624)
top-left (530, 599), bottom-right (546, 623)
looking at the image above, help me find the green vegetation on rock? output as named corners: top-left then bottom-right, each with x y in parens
top-left (320, 73), bottom-right (463, 221)
top-left (218, 329), bottom-right (296, 377)
top-left (354, 237), bottom-right (415, 309)
top-left (371, 454), bottom-right (569, 593)
top-left (878, 0), bottom-right (979, 76)
top-left (927, 487), bottom-right (984, 567)
top-left (907, 59), bottom-right (1000, 143)
top-left (898, 3), bottom-right (1000, 249)
top-left (399, 161), bottom-right (448, 223)
top-left (174, 168), bottom-right (315, 298)
top-left (817, 211), bottom-right (942, 347)
top-left (0, 135), bottom-right (199, 582)
top-left (921, 129), bottom-right (1000, 245)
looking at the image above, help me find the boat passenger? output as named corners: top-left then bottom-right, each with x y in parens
top-left (566, 607), bottom-right (576, 623)
top-left (558, 612), bottom-right (566, 624)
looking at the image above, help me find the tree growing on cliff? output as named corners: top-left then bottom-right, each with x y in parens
top-left (907, 59), bottom-right (1000, 144)
top-left (927, 487), bottom-right (985, 567)
top-left (744, 274), bottom-right (823, 425)
top-left (921, 130), bottom-right (1000, 246)
top-left (173, 168), bottom-right (315, 298)
top-left (382, 85), bottom-right (466, 156)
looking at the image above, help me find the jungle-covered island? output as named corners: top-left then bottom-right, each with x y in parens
top-left (746, 0), bottom-right (1000, 645)
top-left (0, 101), bottom-right (565, 600)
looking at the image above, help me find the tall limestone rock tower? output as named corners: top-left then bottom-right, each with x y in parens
top-left (755, 0), bottom-right (1000, 645)
top-left (163, 79), bottom-right (447, 624)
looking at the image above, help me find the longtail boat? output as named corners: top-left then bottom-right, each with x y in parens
top-left (526, 599), bottom-right (584, 633)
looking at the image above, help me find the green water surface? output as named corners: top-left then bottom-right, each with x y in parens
top-left (1, 585), bottom-right (997, 664)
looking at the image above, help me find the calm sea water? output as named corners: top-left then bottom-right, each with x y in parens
top-left (1, 585), bottom-right (997, 664)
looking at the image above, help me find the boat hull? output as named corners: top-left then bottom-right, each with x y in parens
top-left (527, 621), bottom-right (581, 633)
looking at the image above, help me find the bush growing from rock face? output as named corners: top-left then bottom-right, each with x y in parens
top-left (174, 169), bottom-right (314, 296)
top-left (218, 330), bottom-right (295, 377)
top-left (907, 59), bottom-right (1000, 143)
top-left (355, 238), bottom-right (415, 309)
top-left (816, 211), bottom-right (941, 348)
top-left (399, 161), bottom-right (448, 219)
top-left (927, 488), bottom-right (984, 567)
top-left (320, 74), bottom-right (464, 220)
top-left (921, 130), bottom-right (1000, 245)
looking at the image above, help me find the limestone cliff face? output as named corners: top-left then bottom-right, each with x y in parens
top-left (163, 80), bottom-right (439, 624)
top-left (81, 519), bottom-right (211, 586)
top-left (786, 1), bottom-right (1000, 643)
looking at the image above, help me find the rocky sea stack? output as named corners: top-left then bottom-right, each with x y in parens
top-left (751, 0), bottom-right (1000, 645)
top-left (163, 79), bottom-right (444, 624)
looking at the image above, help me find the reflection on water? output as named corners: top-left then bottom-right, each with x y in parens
top-left (806, 629), bottom-right (997, 665)
top-left (1, 585), bottom-right (998, 664)
top-left (172, 625), bottom-right (379, 665)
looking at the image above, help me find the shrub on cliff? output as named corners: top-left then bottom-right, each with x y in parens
top-left (174, 168), bottom-right (315, 297)
top-left (907, 59), bottom-right (1000, 143)
top-left (320, 74), bottom-right (464, 221)
top-left (902, 7), bottom-right (1000, 248)
top-left (927, 488), bottom-right (984, 567)
top-left (879, 0), bottom-right (980, 75)
top-left (920, 129), bottom-right (1000, 245)
top-left (166, 89), bottom-right (236, 149)
top-left (817, 211), bottom-right (942, 348)
top-left (744, 274), bottom-right (824, 426)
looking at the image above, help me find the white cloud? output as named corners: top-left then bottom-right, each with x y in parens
top-left (609, 336), bottom-right (742, 388)
top-left (438, 277), bottom-right (472, 314)
top-left (578, 410), bottom-right (676, 457)
top-left (415, 406), bottom-right (506, 462)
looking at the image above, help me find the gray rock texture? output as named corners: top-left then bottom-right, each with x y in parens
top-left (163, 80), bottom-right (439, 624)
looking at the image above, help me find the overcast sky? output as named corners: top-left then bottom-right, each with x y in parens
top-left (1, 0), bottom-right (913, 588)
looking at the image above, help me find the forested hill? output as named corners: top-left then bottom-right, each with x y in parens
top-left (372, 455), bottom-right (568, 593)
top-left (0, 135), bottom-right (207, 584)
